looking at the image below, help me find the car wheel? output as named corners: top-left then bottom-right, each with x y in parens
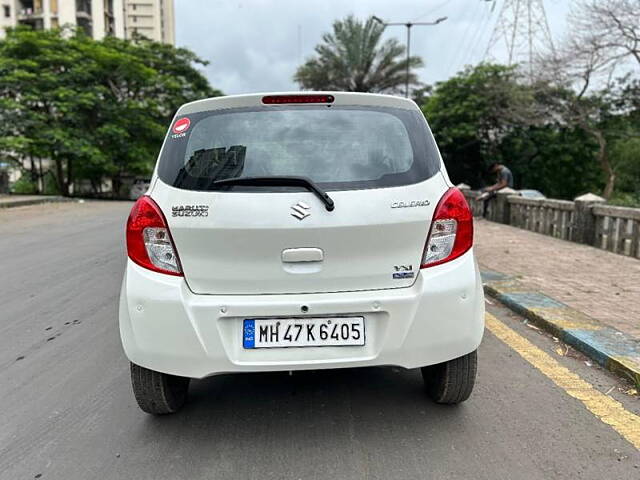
top-left (421, 350), bottom-right (477, 404)
top-left (130, 362), bottom-right (190, 415)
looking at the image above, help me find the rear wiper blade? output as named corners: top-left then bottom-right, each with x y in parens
top-left (211, 176), bottom-right (335, 211)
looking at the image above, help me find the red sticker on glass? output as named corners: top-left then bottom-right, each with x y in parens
top-left (172, 117), bottom-right (191, 134)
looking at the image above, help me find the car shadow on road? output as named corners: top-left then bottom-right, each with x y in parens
top-left (135, 367), bottom-right (472, 446)
top-left (119, 367), bottom-right (477, 477)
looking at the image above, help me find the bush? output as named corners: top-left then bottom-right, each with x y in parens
top-left (43, 172), bottom-right (60, 195)
top-left (608, 192), bottom-right (640, 208)
top-left (10, 175), bottom-right (37, 194)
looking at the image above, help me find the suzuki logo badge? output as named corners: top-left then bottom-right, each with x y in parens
top-left (291, 201), bottom-right (311, 220)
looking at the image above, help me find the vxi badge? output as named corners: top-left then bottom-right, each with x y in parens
top-left (391, 199), bottom-right (430, 209)
top-left (393, 264), bottom-right (414, 279)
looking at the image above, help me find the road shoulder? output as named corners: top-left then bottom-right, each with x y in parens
top-left (0, 194), bottom-right (70, 209)
top-left (482, 270), bottom-right (640, 390)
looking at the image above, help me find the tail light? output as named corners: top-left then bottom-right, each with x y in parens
top-left (126, 196), bottom-right (183, 276)
top-left (421, 188), bottom-right (473, 268)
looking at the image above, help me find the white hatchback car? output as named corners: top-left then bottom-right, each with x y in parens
top-left (120, 92), bottom-right (484, 414)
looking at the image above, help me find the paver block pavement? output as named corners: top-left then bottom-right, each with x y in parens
top-left (482, 270), bottom-right (640, 385)
top-left (474, 218), bottom-right (640, 339)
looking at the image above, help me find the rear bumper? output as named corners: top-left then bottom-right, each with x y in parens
top-left (119, 250), bottom-right (485, 378)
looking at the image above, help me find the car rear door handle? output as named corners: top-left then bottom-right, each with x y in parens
top-left (281, 248), bottom-right (324, 263)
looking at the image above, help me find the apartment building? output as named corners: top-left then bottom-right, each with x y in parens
top-left (124, 0), bottom-right (174, 44)
top-left (0, 0), bottom-right (174, 44)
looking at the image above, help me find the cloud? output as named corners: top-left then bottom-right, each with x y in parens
top-left (176, 0), bottom-right (569, 95)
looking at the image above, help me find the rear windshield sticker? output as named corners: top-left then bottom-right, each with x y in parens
top-left (171, 117), bottom-right (191, 138)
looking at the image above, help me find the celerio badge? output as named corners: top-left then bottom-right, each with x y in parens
top-left (391, 200), bottom-right (430, 209)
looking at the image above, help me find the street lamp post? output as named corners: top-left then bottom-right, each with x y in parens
top-left (372, 15), bottom-right (447, 98)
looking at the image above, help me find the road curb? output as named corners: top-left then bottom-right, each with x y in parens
top-left (481, 270), bottom-right (640, 385)
top-left (0, 196), bottom-right (70, 209)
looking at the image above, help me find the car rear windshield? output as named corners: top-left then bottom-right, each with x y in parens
top-left (157, 105), bottom-right (440, 191)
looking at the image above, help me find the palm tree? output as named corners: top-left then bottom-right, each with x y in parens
top-left (294, 16), bottom-right (424, 94)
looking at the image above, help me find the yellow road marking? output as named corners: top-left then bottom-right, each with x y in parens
top-left (485, 313), bottom-right (640, 450)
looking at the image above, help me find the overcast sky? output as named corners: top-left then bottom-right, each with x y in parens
top-left (176, 0), bottom-right (571, 95)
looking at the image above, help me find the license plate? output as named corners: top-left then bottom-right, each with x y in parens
top-left (243, 317), bottom-right (365, 349)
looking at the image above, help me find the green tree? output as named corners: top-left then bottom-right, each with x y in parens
top-left (535, 0), bottom-right (640, 199)
top-left (0, 27), bottom-right (81, 195)
top-left (0, 27), bottom-right (220, 196)
top-left (421, 64), bottom-right (533, 188)
top-left (601, 77), bottom-right (640, 205)
top-left (421, 63), bottom-right (604, 199)
top-left (294, 15), bottom-right (423, 94)
top-left (499, 125), bottom-right (602, 199)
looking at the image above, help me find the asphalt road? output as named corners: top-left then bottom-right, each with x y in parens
top-left (1, 201), bottom-right (638, 480)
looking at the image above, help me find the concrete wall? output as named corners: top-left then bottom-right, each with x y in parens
top-left (462, 188), bottom-right (640, 260)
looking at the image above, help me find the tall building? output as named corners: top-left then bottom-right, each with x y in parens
top-left (0, 0), bottom-right (174, 44)
top-left (123, 0), bottom-right (174, 44)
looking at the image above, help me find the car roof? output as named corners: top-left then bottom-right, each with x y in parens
top-left (176, 91), bottom-right (419, 116)
top-left (519, 189), bottom-right (543, 194)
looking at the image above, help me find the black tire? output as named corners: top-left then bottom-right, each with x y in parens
top-left (421, 350), bottom-right (477, 404)
top-left (130, 362), bottom-right (190, 415)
